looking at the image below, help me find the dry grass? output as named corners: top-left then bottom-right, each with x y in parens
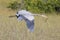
top-left (0, 0), bottom-right (60, 40)
top-left (0, 8), bottom-right (60, 40)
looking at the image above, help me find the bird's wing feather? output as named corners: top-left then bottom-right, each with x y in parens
top-left (25, 19), bottom-right (34, 32)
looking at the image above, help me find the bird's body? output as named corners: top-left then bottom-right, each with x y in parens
top-left (16, 10), bottom-right (34, 21)
top-left (16, 10), bottom-right (34, 32)
top-left (9, 10), bottom-right (48, 32)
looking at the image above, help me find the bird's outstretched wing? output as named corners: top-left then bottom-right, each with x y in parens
top-left (25, 19), bottom-right (34, 32)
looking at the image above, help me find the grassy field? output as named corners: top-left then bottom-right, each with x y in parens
top-left (0, 0), bottom-right (60, 40)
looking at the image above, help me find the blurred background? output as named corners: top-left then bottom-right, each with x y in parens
top-left (0, 0), bottom-right (60, 40)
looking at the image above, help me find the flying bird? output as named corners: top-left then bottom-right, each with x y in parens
top-left (9, 10), bottom-right (48, 32)
top-left (16, 10), bottom-right (34, 32)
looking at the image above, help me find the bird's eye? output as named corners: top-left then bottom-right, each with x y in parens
top-left (17, 12), bottom-right (18, 14)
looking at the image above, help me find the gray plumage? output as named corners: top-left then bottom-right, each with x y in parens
top-left (16, 10), bottom-right (34, 32)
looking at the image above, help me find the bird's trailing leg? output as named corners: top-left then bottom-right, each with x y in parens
top-left (32, 14), bottom-right (48, 21)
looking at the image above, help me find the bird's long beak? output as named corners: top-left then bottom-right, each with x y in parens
top-left (9, 15), bottom-right (17, 18)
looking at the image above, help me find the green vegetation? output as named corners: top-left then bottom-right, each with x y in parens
top-left (24, 0), bottom-right (60, 13)
top-left (7, 1), bottom-right (20, 10)
top-left (7, 0), bottom-right (60, 13)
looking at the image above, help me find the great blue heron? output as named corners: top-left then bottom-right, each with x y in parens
top-left (9, 10), bottom-right (48, 32)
